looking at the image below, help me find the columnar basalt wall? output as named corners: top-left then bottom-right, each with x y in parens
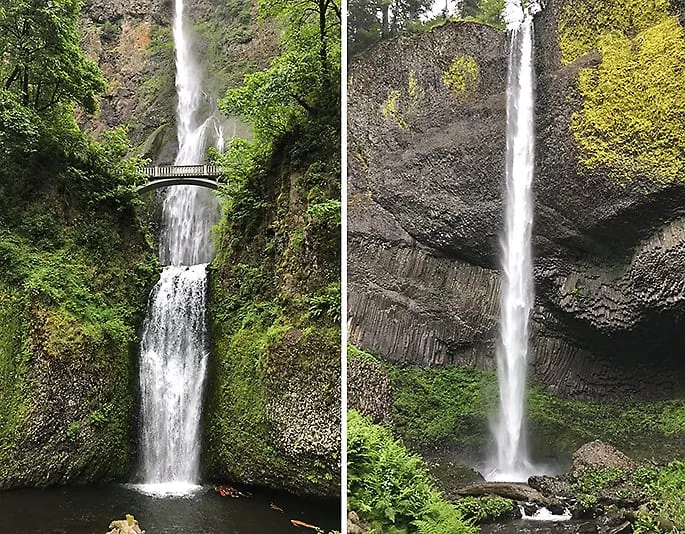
top-left (348, 1), bottom-right (685, 401)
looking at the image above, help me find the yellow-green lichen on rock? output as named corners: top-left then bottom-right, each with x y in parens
top-left (442, 55), bottom-right (480, 99)
top-left (559, 0), bottom-right (685, 184)
top-left (568, 7), bottom-right (685, 185)
top-left (381, 89), bottom-right (409, 129)
top-left (408, 68), bottom-right (420, 103)
top-left (557, 0), bottom-right (670, 64)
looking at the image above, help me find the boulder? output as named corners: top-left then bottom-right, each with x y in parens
top-left (571, 441), bottom-right (637, 475)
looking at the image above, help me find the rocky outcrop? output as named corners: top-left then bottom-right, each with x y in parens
top-left (79, 0), bottom-right (173, 150)
top-left (78, 0), bottom-right (277, 160)
top-left (348, 1), bottom-right (685, 400)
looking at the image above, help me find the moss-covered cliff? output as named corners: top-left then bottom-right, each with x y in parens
top-left (0, 115), bottom-right (158, 487)
top-left (203, 122), bottom-right (341, 497)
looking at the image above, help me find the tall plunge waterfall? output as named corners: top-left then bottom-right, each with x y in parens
top-left (487, 1), bottom-right (539, 482)
top-left (137, 0), bottom-right (223, 496)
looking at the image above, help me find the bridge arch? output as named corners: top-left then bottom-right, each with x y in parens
top-left (136, 165), bottom-right (223, 193)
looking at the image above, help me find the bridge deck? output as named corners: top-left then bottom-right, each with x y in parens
top-left (142, 164), bottom-right (222, 178)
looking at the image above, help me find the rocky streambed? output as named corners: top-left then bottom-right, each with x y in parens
top-left (433, 441), bottom-right (684, 533)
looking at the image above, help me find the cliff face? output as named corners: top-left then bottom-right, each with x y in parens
top-left (348, 1), bottom-right (685, 400)
top-left (79, 0), bottom-right (277, 160)
top-left (203, 132), bottom-right (341, 497)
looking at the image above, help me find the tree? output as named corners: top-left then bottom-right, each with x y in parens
top-left (347, 0), bottom-right (433, 56)
top-left (0, 0), bottom-right (106, 113)
top-left (220, 0), bottom-right (341, 140)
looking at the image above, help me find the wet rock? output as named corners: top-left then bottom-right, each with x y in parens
top-left (455, 482), bottom-right (564, 508)
top-left (427, 460), bottom-right (485, 500)
top-left (347, 511), bottom-right (365, 534)
top-left (529, 475), bottom-right (574, 499)
top-left (480, 519), bottom-right (598, 534)
top-left (347, 353), bottom-right (393, 424)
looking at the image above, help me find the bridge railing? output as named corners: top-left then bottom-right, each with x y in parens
top-left (142, 165), bottom-right (223, 178)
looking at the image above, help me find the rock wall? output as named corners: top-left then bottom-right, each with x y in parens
top-left (203, 135), bottom-right (341, 497)
top-left (79, 0), bottom-right (277, 161)
top-left (348, 1), bottom-right (685, 400)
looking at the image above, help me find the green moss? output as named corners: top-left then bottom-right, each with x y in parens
top-left (389, 365), bottom-right (494, 448)
top-left (0, 173), bottom-right (158, 488)
top-left (442, 55), bottom-right (480, 99)
top-left (382, 360), bottom-right (685, 461)
top-left (381, 89), bottom-right (409, 129)
top-left (560, 0), bottom-right (685, 184)
top-left (205, 117), bottom-right (340, 496)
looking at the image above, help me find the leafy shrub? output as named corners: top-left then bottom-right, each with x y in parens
top-left (453, 496), bottom-right (514, 522)
top-left (348, 410), bottom-right (476, 534)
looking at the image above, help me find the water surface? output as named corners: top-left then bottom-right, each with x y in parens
top-left (0, 484), bottom-right (340, 534)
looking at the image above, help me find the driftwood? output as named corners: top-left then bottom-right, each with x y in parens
top-left (454, 482), bottom-right (564, 507)
top-left (106, 514), bottom-right (144, 534)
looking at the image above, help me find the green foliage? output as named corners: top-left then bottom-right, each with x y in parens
top-left (465, 0), bottom-right (505, 28)
top-left (307, 282), bottom-right (342, 323)
top-left (632, 462), bottom-right (685, 532)
top-left (221, 0), bottom-right (340, 143)
top-left (0, 0), bottom-right (106, 113)
top-left (347, 410), bottom-right (476, 534)
top-left (390, 365), bottom-right (495, 447)
top-left (385, 362), bottom-right (685, 461)
top-left (571, 466), bottom-right (627, 510)
top-left (659, 403), bottom-right (685, 435)
top-left (347, 0), bottom-right (434, 56)
top-left (453, 496), bottom-right (514, 522)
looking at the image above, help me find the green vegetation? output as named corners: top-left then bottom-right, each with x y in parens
top-left (194, 0), bottom-right (263, 93)
top-left (442, 55), bottom-right (480, 99)
top-left (348, 0), bottom-right (505, 56)
top-left (0, 0), bottom-right (106, 113)
top-left (453, 496), bottom-right (514, 522)
top-left (348, 410), bottom-right (476, 534)
top-left (347, 348), bottom-right (685, 461)
top-left (0, 0), bottom-right (158, 487)
top-left (204, 0), bottom-right (340, 496)
top-left (632, 462), bottom-right (685, 533)
top-left (390, 364), bottom-right (494, 448)
top-left (559, 0), bottom-right (685, 184)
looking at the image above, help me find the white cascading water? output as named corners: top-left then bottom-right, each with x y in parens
top-left (136, 0), bottom-right (223, 497)
top-left (487, 0), bottom-right (540, 482)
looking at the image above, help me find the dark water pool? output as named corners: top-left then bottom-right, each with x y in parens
top-left (0, 484), bottom-right (340, 534)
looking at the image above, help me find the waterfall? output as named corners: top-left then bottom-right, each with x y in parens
top-left (136, 0), bottom-right (223, 497)
top-left (487, 0), bottom-right (539, 482)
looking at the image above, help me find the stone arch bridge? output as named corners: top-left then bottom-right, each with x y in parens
top-left (137, 165), bottom-right (223, 193)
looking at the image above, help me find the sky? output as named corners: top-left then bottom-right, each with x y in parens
top-left (424, 0), bottom-right (460, 19)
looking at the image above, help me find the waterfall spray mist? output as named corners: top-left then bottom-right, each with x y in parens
top-left (136, 0), bottom-right (223, 497)
top-left (486, 0), bottom-right (538, 482)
